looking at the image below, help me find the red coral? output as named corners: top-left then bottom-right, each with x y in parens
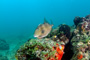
top-left (45, 43), bottom-right (65, 60)
top-left (77, 54), bottom-right (83, 59)
top-left (49, 57), bottom-right (55, 60)
top-left (51, 44), bottom-right (65, 60)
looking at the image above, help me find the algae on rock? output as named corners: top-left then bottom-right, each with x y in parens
top-left (15, 38), bottom-right (60, 60)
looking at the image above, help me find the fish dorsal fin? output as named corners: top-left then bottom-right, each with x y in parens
top-left (44, 18), bottom-right (49, 24)
top-left (50, 19), bottom-right (53, 26)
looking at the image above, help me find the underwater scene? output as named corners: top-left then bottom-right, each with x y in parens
top-left (0, 0), bottom-right (90, 60)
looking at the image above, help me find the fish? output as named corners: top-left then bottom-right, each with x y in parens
top-left (34, 18), bottom-right (53, 38)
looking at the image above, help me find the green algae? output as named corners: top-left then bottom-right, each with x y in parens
top-left (15, 38), bottom-right (59, 60)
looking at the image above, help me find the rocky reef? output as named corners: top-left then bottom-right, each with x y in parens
top-left (15, 38), bottom-right (65, 60)
top-left (15, 15), bottom-right (90, 60)
top-left (71, 15), bottom-right (90, 60)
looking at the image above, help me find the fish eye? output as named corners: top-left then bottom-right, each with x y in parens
top-left (42, 30), bottom-right (44, 33)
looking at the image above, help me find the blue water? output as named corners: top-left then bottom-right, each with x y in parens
top-left (0, 0), bottom-right (90, 39)
top-left (0, 0), bottom-right (90, 59)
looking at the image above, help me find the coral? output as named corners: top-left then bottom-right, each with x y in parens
top-left (85, 14), bottom-right (90, 19)
top-left (59, 24), bottom-right (71, 39)
top-left (71, 35), bottom-right (90, 60)
top-left (74, 15), bottom-right (90, 34)
top-left (46, 26), bottom-right (60, 38)
top-left (74, 16), bottom-right (86, 26)
top-left (15, 38), bottom-right (65, 60)
top-left (71, 15), bottom-right (90, 60)
top-left (46, 24), bottom-right (70, 45)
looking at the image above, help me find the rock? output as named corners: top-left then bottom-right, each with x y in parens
top-left (15, 38), bottom-right (65, 60)
top-left (59, 24), bottom-right (71, 39)
top-left (85, 14), bottom-right (90, 19)
top-left (0, 54), bottom-right (8, 60)
top-left (74, 16), bottom-right (86, 26)
top-left (0, 39), bottom-right (9, 50)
